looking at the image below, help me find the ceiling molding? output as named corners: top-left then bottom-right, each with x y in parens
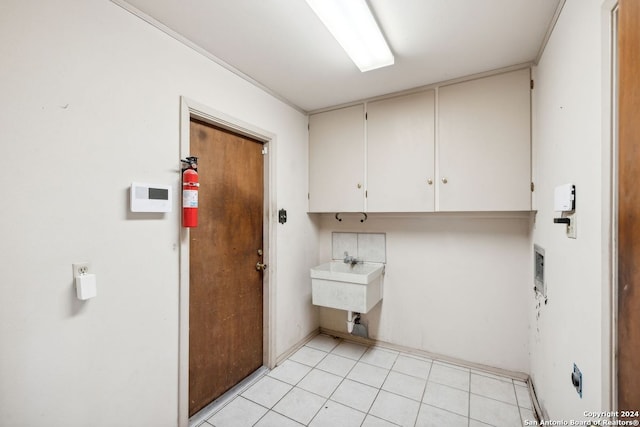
top-left (534, 0), bottom-right (567, 64)
top-left (109, 0), bottom-right (306, 114)
top-left (307, 62), bottom-right (534, 115)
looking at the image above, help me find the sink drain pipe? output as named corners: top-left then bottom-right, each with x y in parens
top-left (347, 311), bottom-right (368, 338)
top-left (347, 311), bottom-right (357, 333)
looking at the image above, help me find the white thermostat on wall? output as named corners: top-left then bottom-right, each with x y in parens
top-left (130, 182), bottom-right (172, 213)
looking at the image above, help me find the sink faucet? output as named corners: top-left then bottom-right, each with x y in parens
top-left (343, 251), bottom-right (359, 266)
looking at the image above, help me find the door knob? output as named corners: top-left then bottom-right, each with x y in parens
top-left (256, 262), bottom-right (268, 271)
top-left (442, 177), bottom-right (448, 184)
top-left (427, 178), bottom-right (433, 185)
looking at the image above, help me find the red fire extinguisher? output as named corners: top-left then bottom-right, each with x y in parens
top-left (181, 157), bottom-right (199, 228)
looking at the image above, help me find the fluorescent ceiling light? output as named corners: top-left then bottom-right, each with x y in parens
top-left (306, 0), bottom-right (394, 72)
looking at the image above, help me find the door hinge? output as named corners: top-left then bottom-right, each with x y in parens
top-left (530, 79), bottom-right (535, 90)
top-left (531, 182), bottom-right (535, 192)
top-left (262, 146), bottom-right (268, 155)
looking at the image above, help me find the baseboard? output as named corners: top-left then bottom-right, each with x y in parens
top-left (528, 378), bottom-right (547, 422)
top-left (274, 327), bottom-right (321, 366)
top-left (319, 327), bottom-right (530, 382)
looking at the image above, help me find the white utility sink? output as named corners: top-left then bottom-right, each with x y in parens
top-left (311, 262), bottom-right (384, 313)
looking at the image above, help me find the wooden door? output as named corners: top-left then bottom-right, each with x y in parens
top-left (366, 90), bottom-right (436, 212)
top-left (617, 0), bottom-right (640, 414)
top-left (188, 119), bottom-right (265, 416)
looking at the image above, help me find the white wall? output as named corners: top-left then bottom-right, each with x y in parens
top-left (316, 213), bottom-right (532, 373)
top-left (530, 0), bottom-right (612, 419)
top-left (0, 1), bottom-right (318, 426)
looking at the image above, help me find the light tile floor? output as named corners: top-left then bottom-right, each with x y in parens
top-left (196, 334), bottom-right (537, 427)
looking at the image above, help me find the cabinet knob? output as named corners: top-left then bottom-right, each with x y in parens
top-left (357, 183), bottom-right (362, 189)
top-left (442, 177), bottom-right (448, 184)
top-left (427, 179), bottom-right (433, 185)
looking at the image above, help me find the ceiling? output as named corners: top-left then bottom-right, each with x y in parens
top-left (117, 0), bottom-right (562, 112)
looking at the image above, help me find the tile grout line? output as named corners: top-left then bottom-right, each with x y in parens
top-left (306, 395), bottom-right (331, 426)
top-left (252, 409), bottom-right (302, 427)
top-left (298, 339), bottom-right (343, 426)
top-left (412, 360), bottom-right (434, 426)
top-left (249, 377), bottom-right (303, 426)
top-left (329, 347), bottom-right (460, 424)
top-left (208, 336), bottom-right (529, 427)
top-left (309, 337), bottom-right (370, 426)
top-left (468, 391), bottom-right (521, 408)
top-left (512, 379), bottom-right (525, 427)
top-left (199, 369), bottom-right (269, 425)
top-left (361, 349), bottom-right (399, 426)
top-left (318, 340), bottom-right (400, 425)
top-left (331, 340), bottom-right (375, 418)
top-left (259, 339), bottom-right (337, 426)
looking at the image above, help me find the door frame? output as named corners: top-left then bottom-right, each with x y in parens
top-left (602, 0), bottom-right (618, 413)
top-left (177, 96), bottom-right (277, 427)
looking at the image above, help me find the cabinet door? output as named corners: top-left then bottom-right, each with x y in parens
top-left (309, 104), bottom-right (365, 212)
top-left (367, 91), bottom-right (436, 212)
top-left (438, 69), bottom-right (531, 211)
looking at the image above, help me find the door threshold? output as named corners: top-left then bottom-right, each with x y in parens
top-left (188, 366), bottom-right (269, 427)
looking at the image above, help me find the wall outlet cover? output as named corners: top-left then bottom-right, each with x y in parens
top-left (572, 363), bottom-right (582, 398)
top-left (72, 262), bottom-right (90, 277)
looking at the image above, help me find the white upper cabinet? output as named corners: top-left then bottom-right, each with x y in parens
top-left (309, 104), bottom-right (365, 212)
top-left (367, 90), bottom-right (436, 212)
top-left (308, 68), bottom-right (532, 213)
top-left (438, 69), bottom-right (531, 211)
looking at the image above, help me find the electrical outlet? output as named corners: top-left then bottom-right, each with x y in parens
top-left (72, 262), bottom-right (90, 277)
top-left (567, 213), bottom-right (577, 239)
top-left (572, 363), bottom-right (582, 398)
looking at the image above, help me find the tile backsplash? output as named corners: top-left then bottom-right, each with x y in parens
top-left (332, 232), bottom-right (386, 263)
